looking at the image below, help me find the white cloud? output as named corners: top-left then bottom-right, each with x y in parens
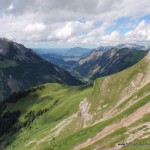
top-left (48, 23), bottom-right (73, 40)
top-left (101, 31), bottom-right (121, 43)
top-left (125, 20), bottom-right (150, 41)
top-left (48, 21), bottom-right (94, 42)
top-left (25, 23), bottom-right (46, 33)
top-left (7, 4), bottom-right (14, 11)
top-left (97, 20), bottom-right (150, 44)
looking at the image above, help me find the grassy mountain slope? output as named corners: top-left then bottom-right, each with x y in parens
top-left (0, 52), bottom-right (150, 150)
top-left (0, 38), bottom-right (82, 100)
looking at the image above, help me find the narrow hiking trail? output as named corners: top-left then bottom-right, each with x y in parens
top-left (74, 101), bottom-right (150, 150)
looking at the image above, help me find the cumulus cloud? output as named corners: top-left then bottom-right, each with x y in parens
top-left (0, 0), bottom-right (150, 47)
top-left (48, 21), bottom-right (94, 42)
top-left (98, 20), bottom-right (150, 44)
top-left (25, 23), bottom-right (46, 33)
top-left (101, 31), bottom-right (122, 43)
top-left (7, 3), bottom-right (14, 11)
top-left (125, 20), bottom-right (150, 41)
top-left (48, 23), bottom-right (74, 41)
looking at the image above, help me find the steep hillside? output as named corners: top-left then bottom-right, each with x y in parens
top-left (73, 48), bottom-right (148, 81)
top-left (0, 38), bottom-right (82, 100)
top-left (0, 52), bottom-right (150, 150)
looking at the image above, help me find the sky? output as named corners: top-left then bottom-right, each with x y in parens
top-left (0, 0), bottom-right (150, 48)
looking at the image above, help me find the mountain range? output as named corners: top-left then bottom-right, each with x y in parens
top-left (73, 48), bottom-right (148, 81)
top-left (0, 50), bottom-right (150, 150)
top-left (38, 47), bottom-right (148, 82)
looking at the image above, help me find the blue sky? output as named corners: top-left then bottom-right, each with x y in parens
top-left (0, 0), bottom-right (150, 48)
